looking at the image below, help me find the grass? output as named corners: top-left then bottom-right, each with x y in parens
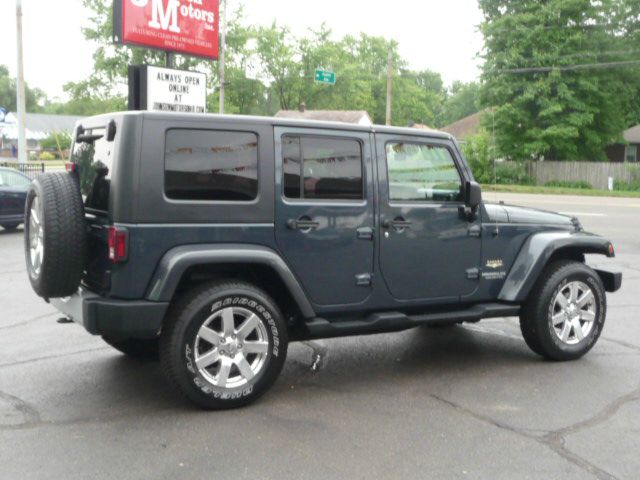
top-left (481, 183), bottom-right (640, 198)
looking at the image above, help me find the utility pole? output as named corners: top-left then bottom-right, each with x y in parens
top-left (385, 50), bottom-right (393, 126)
top-left (218, 0), bottom-right (226, 114)
top-left (15, 0), bottom-right (27, 164)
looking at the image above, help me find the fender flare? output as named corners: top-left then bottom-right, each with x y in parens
top-left (145, 244), bottom-right (315, 318)
top-left (498, 231), bottom-right (614, 303)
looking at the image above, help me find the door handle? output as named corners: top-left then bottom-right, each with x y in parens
top-left (287, 218), bottom-right (320, 231)
top-left (382, 218), bottom-right (412, 230)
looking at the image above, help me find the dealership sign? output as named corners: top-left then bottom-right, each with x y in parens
top-left (129, 65), bottom-right (207, 113)
top-left (113, 0), bottom-right (219, 59)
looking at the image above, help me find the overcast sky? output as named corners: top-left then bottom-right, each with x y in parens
top-left (0, 0), bottom-right (485, 100)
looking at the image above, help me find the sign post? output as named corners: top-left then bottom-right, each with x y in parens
top-left (314, 69), bottom-right (336, 85)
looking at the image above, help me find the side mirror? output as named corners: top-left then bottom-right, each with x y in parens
top-left (465, 181), bottom-right (482, 210)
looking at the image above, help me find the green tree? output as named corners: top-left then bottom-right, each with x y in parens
top-left (439, 81), bottom-right (480, 127)
top-left (479, 0), bottom-right (640, 161)
top-left (0, 64), bottom-right (46, 112)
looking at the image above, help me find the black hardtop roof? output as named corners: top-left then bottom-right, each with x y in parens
top-left (78, 111), bottom-right (454, 141)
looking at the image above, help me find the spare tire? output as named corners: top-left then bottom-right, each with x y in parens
top-left (24, 172), bottom-right (86, 298)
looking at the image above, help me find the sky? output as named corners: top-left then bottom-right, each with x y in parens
top-left (0, 0), bottom-right (485, 100)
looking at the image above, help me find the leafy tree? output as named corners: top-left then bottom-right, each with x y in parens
top-left (439, 81), bottom-right (481, 127)
top-left (0, 64), bottom-right (46, 112)
top-left (479, 0), bottom-right (640, 161)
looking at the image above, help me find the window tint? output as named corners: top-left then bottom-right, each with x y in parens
top-left (165, 130), bottom-right (258, 202)
top-left (71, 127), bottom-right (112, 212)
top-left (283, 135), bottom-right (363, 200)
top-left (386, 142), bottom-right (462, 202)
top-left (0, 170), bottom-right (31, 188)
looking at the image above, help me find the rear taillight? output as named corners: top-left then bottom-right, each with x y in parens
top-left (65, 162), bottom-right (77, 173)
top-left (108, 226), bottom-right (128, 263)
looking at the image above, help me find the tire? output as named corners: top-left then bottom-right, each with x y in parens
top-left (1, 223), bottom-right (20, 231)
top-left (160, 281), bottom-right (289, 410)
top-left (103, 336), bottom-right (160, 361)
top-left (24, 172), bottom-right (86, 298)
top-left (520, 260), bottom-right (606, 361)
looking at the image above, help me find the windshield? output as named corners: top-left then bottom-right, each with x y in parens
top-left (70, 127), bottom-right (112, 212)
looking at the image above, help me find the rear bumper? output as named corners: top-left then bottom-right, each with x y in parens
top-left (50, 288), bottom-right (169, 339)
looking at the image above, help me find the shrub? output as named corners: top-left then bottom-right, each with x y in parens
top-left (39, 151), bottom-right (56, 161)
top-left (544, 180), bottom-right (593, 189)
top-left (614, 166), bottom-right (640, 192)
top-left (494, 162), bottom-right (535, 185)
top-left (461, 132), bottom-right (492, 184)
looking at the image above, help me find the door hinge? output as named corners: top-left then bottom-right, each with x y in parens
top-left (355, 273), bottom-right (373, 287)
top-left (468, 225), bottom-right (482, 238)
top-left (466, 268), bottom-right (480, 280)
top-left (356, 227), bottom-right (374, 241)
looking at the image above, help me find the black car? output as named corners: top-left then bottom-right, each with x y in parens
top-left (0, 166), bottom-right (30, 231)
top-left (22, 112), bottom-right (622, 409)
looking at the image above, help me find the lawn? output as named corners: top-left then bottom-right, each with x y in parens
top-left (482, 183), bottom-right (640, 198)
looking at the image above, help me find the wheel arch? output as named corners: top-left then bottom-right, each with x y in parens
top-left (146, 244), bottom-right (316, 320)
top-left (498, 231), bottom-right (615, 303)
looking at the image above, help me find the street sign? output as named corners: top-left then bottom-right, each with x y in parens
top-left (315, 69), bottom-right (336, 85)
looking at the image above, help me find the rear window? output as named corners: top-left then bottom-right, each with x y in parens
top-left (71, 127), bottom-right (112, 212)
top-left (165, 129), bottom-right (259, 202)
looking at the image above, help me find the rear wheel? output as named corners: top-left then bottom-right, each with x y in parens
top-left (520, 261), bottom-right (606, 361)
top-left (102, 336), bottom-right (159, 360)
top-left (160, 281), bottom-right (288, 409)
top-left (1, 223), bottom-right (20, 231)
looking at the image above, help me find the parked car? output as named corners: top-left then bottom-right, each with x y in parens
top-left (23, 112), bottom-right (621, 409)
top-left (0, 166), bottom-right (30, 231)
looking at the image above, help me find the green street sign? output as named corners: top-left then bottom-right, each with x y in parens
top-left (314, 69), bottom-right (336, 85)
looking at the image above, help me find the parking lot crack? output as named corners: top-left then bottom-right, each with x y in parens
top-left (0, 391), bottom-right (41, 430)
top-left (0, 312), bottom-right (58, 331)
top-left (431, 394), bottom-right (617, 480)
top-left (0, 346), bottom-right (109, 368)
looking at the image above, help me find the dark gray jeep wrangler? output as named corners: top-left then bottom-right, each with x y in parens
top-left (24, 112), bottom-right (622, 409)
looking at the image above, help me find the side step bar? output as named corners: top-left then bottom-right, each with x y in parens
top-left (301, 303), bottom-right (520, 340)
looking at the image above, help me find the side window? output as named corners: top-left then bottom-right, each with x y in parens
top-left (282, 135), bottom-right (363, 200)
top-left (165, 129), bottom-right (258, 202)
top-left (386, 142), bottom-right (462, 202)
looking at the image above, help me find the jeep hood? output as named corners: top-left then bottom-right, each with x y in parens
top-left (484, 202), bottom-right (577, 227)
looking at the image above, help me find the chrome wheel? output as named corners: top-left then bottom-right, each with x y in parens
top-left (28, 196), bottom-right (44, 277)
top-left (194, 306), bottom-right (269, 389)
top-left (551, 281), bottom-right (596, 345)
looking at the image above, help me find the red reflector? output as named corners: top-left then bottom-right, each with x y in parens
top-left (65, 162), bottom-right (77, 173)
top-left (608, 243), bottom-right (615, 257)
top-left (108, 227), bottom-right (128, 263)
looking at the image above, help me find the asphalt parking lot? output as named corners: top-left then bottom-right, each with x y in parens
top-left (1, 192), bottom-right (639, 480)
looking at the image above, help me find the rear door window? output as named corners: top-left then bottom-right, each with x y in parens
top-left (165, 129), bottom-right (259, 202)
top-left (283, 135), bottom-right (363, 200)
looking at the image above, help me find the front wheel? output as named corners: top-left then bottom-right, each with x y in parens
top-left (520, 260), bottom-right (606, 361)
top-left (1, 223), bottom-right (20, 231)
top-left (160, 281), bottom-right (288, 409)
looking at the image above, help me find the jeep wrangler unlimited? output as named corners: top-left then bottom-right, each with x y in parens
top-left (24, 112), bottom-right (622, 409)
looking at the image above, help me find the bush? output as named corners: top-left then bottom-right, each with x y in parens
top-left (494, 162), bottom-right (535, 185)
top-left (39, 151), bottom-right (56, 161)
top-left (544, 180), bottom-right (593, 189)
top-left (461, 132), bottom-right (492, 184)
top-left (614, 166), bottom-right (640, 192)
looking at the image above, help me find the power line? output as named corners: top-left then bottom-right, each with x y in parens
top-left (493, 59), bottom-right (640, 74)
